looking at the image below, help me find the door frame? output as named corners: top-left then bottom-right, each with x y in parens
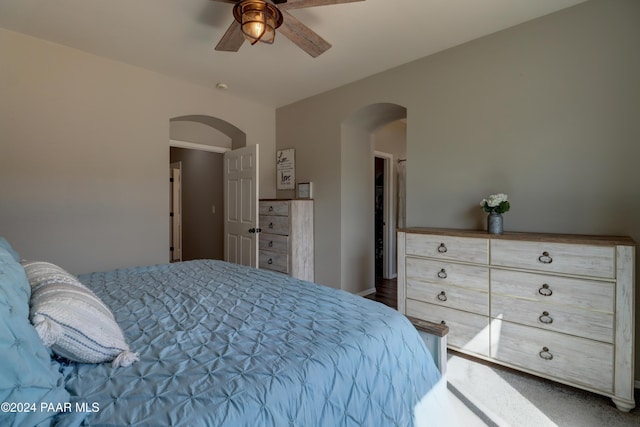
top-left (374, 151), bottom-right (396, 279)
top-left (170, 161), bottom-right (182, 262)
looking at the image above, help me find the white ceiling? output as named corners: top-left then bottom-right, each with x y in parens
top-left (0, 0), bottom-right (587, 108)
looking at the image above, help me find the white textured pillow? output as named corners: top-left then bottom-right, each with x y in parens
top-left (22, 261), bottom-right (139, 368)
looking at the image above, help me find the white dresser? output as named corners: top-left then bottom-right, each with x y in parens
top-left (397, 228), bottom-right (636, 411)
top-left (258, 199), bottom-right (314, 281)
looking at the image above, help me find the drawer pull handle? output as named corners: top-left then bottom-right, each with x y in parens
top-left (538, 251), bottom-right (553, 264)
top-left (539, 347), bottom-right (553, 361)
top-left (437, 269), bottom-right (447, 279)
top-left (437, 291), bottom-right (448, 302)
top-left (437, 243), bottom-right (448, 253)
top-left (269, 206), bottom-right (274, 212)
top-left (268, 241), bottom-right (274, 248)
top-left (538, 284), bottom-right (553, 296)
top-left (268, 258), bottom-right (273, 265)
top-left (269, 222), bottom-right (274, 228)
top-left (538, 311), bottom-right (553, 324)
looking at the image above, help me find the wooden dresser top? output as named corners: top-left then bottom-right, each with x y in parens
top-left (398, 227), bottom-right (636, 247)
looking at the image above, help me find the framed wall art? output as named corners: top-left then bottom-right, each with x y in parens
top-left (297, 182), bottom-right (313, 199)
top-left (276, 148), bottom-right (295, 190)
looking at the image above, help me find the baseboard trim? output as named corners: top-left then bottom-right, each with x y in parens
top-left (357, 287), bottom-right (376, 296)
top-left (635, 380), bottom-right (640, 389)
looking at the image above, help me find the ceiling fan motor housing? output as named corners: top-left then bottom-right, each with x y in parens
top-left (233, 0), bottom-right (284, 45)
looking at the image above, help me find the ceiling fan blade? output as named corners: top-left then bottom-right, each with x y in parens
top-left (278, 10), bottom-right (331, 57)
top-left (278, 0), bottom-right (365, 10)
top-left (215, 20), bottom-right (246, 52)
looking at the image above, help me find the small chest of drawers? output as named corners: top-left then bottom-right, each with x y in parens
top-left (398, 228), bottom-right (636, 412)
top-left (258, 199), bottom-right (314, 281)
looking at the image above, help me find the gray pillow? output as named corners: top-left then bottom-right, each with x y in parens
top-left (23, 261), bottom-right (139, 367)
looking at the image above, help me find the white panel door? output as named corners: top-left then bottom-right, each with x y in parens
top-left (224, 144), bottom-right (259, 267)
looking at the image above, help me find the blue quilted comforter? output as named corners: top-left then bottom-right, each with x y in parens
top-left (54, 260), bottom-right (441, 426)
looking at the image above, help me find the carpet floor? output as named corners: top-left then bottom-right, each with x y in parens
top-left (445, 351), bottom-right (640, 427)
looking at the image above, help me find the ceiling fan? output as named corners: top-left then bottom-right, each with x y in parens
top-left (211, 0), bottom-right (365, 58)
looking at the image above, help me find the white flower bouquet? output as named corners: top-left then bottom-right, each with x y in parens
top-left (481, 193), bottom-right (510, 214)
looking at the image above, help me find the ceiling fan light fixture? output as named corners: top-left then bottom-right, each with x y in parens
top-left (233, 0), bottom-right (283, 45)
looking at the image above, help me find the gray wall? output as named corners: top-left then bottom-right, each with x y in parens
top-left (170, 148), bottom-right (224, 261)
top-left (340, 123), bottom-right (375, 293)
top-left (374, 121), bottom-right (406, 161)
top-left (170, 121), bottom-right (232, 149)
top-left (276, 0), bottom-right (640, 378)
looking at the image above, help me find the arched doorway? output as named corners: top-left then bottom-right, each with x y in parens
top-left (169, 115), bottom-right (246, 261)
top-left (340, 103), bottom-right (407, 294)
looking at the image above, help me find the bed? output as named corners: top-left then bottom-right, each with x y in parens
top-left (0, 239), bottom-right (451, 427)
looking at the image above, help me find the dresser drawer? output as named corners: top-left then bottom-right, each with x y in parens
top-left (491, 321), bottom-right (613, 392)
top-left (406, 299), bottom-right (489, 357)
top-left (259, 250), bottom-right (288, 274)
top-left (491, 269), bottom-right (614, 313)
top-left (491, 295), bottom-right (613, 343)
top-left (406, 258), bottom-right (489, 292)
top-left (491, 240), bottom-right (615, 278)
top-left (405, 233), bottom-right (488, 264)
top-left (259, 200), bottom-right (290, 216)
top-left (260, 215), bottom-right (290, 235)
top-left (407, 279), bottom-right (488, 315)
top-left (259, 233), bottom-right (289, 254)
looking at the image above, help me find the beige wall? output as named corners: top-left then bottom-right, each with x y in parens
top-left (0, 28), bottom-right (276, 274)
top-left (276, 0), bottom-right (640, 378)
